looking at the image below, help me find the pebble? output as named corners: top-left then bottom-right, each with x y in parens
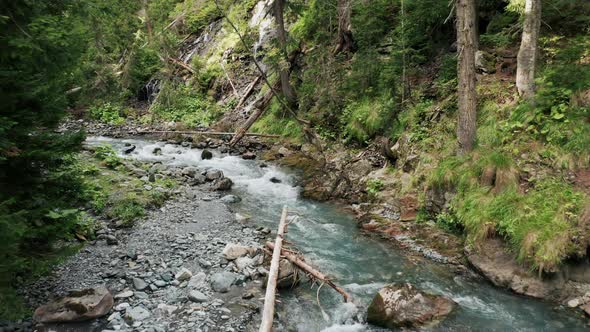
top-left (114, 290), bottom-right (134, 299)
top-left (133, 277), bottom-right (149, 291)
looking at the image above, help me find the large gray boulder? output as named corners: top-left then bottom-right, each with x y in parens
top-left (33, 287), bottom-right (114, 323)
top-left (210, 272), bottom-right (238, 293)
top-left (367, 283), bottom-right (456, 329)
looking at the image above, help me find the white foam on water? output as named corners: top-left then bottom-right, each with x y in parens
top-left (321, 323), bottom-right (366, 332)
top-left (344, 282), bottom-right (387, 294)
top-left (86, 136), bottom-right (301, 201)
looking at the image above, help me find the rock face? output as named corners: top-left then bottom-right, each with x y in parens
top-left (33, 287), bottom-right (114, 323)
top-left (466, 238), bottom-right (561, 299)
top-left (367, 283), bottom-right (456, 329)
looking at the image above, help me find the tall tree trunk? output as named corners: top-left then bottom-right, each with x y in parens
top-left (142, 0), bottom-right (152, 43)
top-left (334, 0), bottom-right (354, 55)
top-left (516, 0), bottom-right (541, 100)
top-left (456, 0), bottom-right (478, 155)
top-left (273, 0), bottom-right (297, 108)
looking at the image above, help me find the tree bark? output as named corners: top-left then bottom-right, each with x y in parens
top-left (273, 0), bottom-right (298, 108)
top-left (333, 0), bottom-right (354, 55)
top-left (229, 81), bottom-right (280, 146)
top-left (142, 0), bottom-right (153, 43)
top-left (456, 0), bottom-right (478, 155)
top-left (259, 207), bottom-right (289, 332)
top-left (516, 0), bottom-right (541, 100)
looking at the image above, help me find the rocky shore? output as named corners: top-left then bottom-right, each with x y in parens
top-left (19, 186), bottom-right (271, 332)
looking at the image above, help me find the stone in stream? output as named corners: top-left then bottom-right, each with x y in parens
top-left (132, 277), bottom-right (149, 291)
top-left (201, 149), bottom-right (213, 160)
top-left (269, 177), bottom-right (282, 184)
top-left (220, 195), bottom-right (241, 204)
top-left (188, 290), bottom-right (209, 303)
top-left (123, 145), bottom-right (136, 154)
top-left (153, 147), bottom-right (162, 155)
top-left (214, 177), bottom-right (233, 191)
top-left (205, 170), bottom-right (223, 181)
top-left (241, 152), bottom-right (256, 160)
top-left (367, 283), bottom-right (456, 329)
top-left (211, 272), bottom-right (238, 293)
top-left (33, 287), bottom-right (113, 323)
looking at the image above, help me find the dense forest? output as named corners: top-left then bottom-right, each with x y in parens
top-left (1, 0), bottom-right (589, 328)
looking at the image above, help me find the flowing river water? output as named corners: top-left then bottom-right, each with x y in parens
top-left (87, 136), bottom-right (589, 331)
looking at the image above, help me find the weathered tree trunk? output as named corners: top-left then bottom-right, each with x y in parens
top-left (235, 76), bottom-right (261, 110)
top-left (266, 242), bottom-right (353, 303)
top-left (456, 0), bottom-right (478, 155)
top-left (516, 0), bottom-right (541, 100)
top-left (259, 207), bottom-right (289, 332)
top-left (273, 0), bottom-right (298, 108)
top-left (333, 0), bottom-right (354, 55)
top-left (229, 81), bottom-right (280, 146)
top-left (142, 0), bottom-right (153, 42)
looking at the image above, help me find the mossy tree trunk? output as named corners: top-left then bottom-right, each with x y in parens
top-left (516, 0), bottom-right (541, 100)
top-left (456, 0), bottom-right (478, 154)
top-left (273, 0), bottom-right (297, 108)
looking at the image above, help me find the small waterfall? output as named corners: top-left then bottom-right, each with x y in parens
top-left (138, 78), bottom-right (160, 103)
top-left (249, 0), bottom-right (274, 62)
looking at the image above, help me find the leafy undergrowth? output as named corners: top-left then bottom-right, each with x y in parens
top-left (420, 36), bottom-right (590, 272)
top-left (431, 153), bottom-right (589, 273)
top-left (81, 145), bottom-right (177, 226)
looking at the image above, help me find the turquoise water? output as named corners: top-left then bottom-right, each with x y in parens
top-left (89, 136), bottom-right (589, 331)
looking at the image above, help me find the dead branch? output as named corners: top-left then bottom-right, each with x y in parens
top-left (235, 75), bottom-right (262, 110)
top-left (137, 130), bottom-right (279, 138)
top-left (266, 242), bottom-right (352, 303)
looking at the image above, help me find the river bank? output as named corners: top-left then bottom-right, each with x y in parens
top-left (7, 124), bottom-right (589, 331)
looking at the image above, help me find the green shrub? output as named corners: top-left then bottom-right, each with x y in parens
top-left (94, 145), bottom-right (122, 169)
top-left (107, 194), bottom-right (146, 224)
top-left (88, 103), bottom-right (125, 125)
top-left (153, 82), bottom-right (221, 127)
top-left (343, 97), bottom-right (394, 143)
top-left (366, 178), bottom-right (384, 200)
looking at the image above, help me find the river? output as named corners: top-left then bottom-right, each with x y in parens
top-left (87, 136), bottom-right (589, 331)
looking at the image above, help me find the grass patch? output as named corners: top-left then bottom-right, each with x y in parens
top-left (430, 150), bottom-right (588, 272)
top-left (251, 99), bottom-right (304, 141)
top-left (80, 146), bottom-right (177, 227)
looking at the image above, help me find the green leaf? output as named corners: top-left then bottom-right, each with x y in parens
top-left (552, 113), bottom-right (565, 120)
